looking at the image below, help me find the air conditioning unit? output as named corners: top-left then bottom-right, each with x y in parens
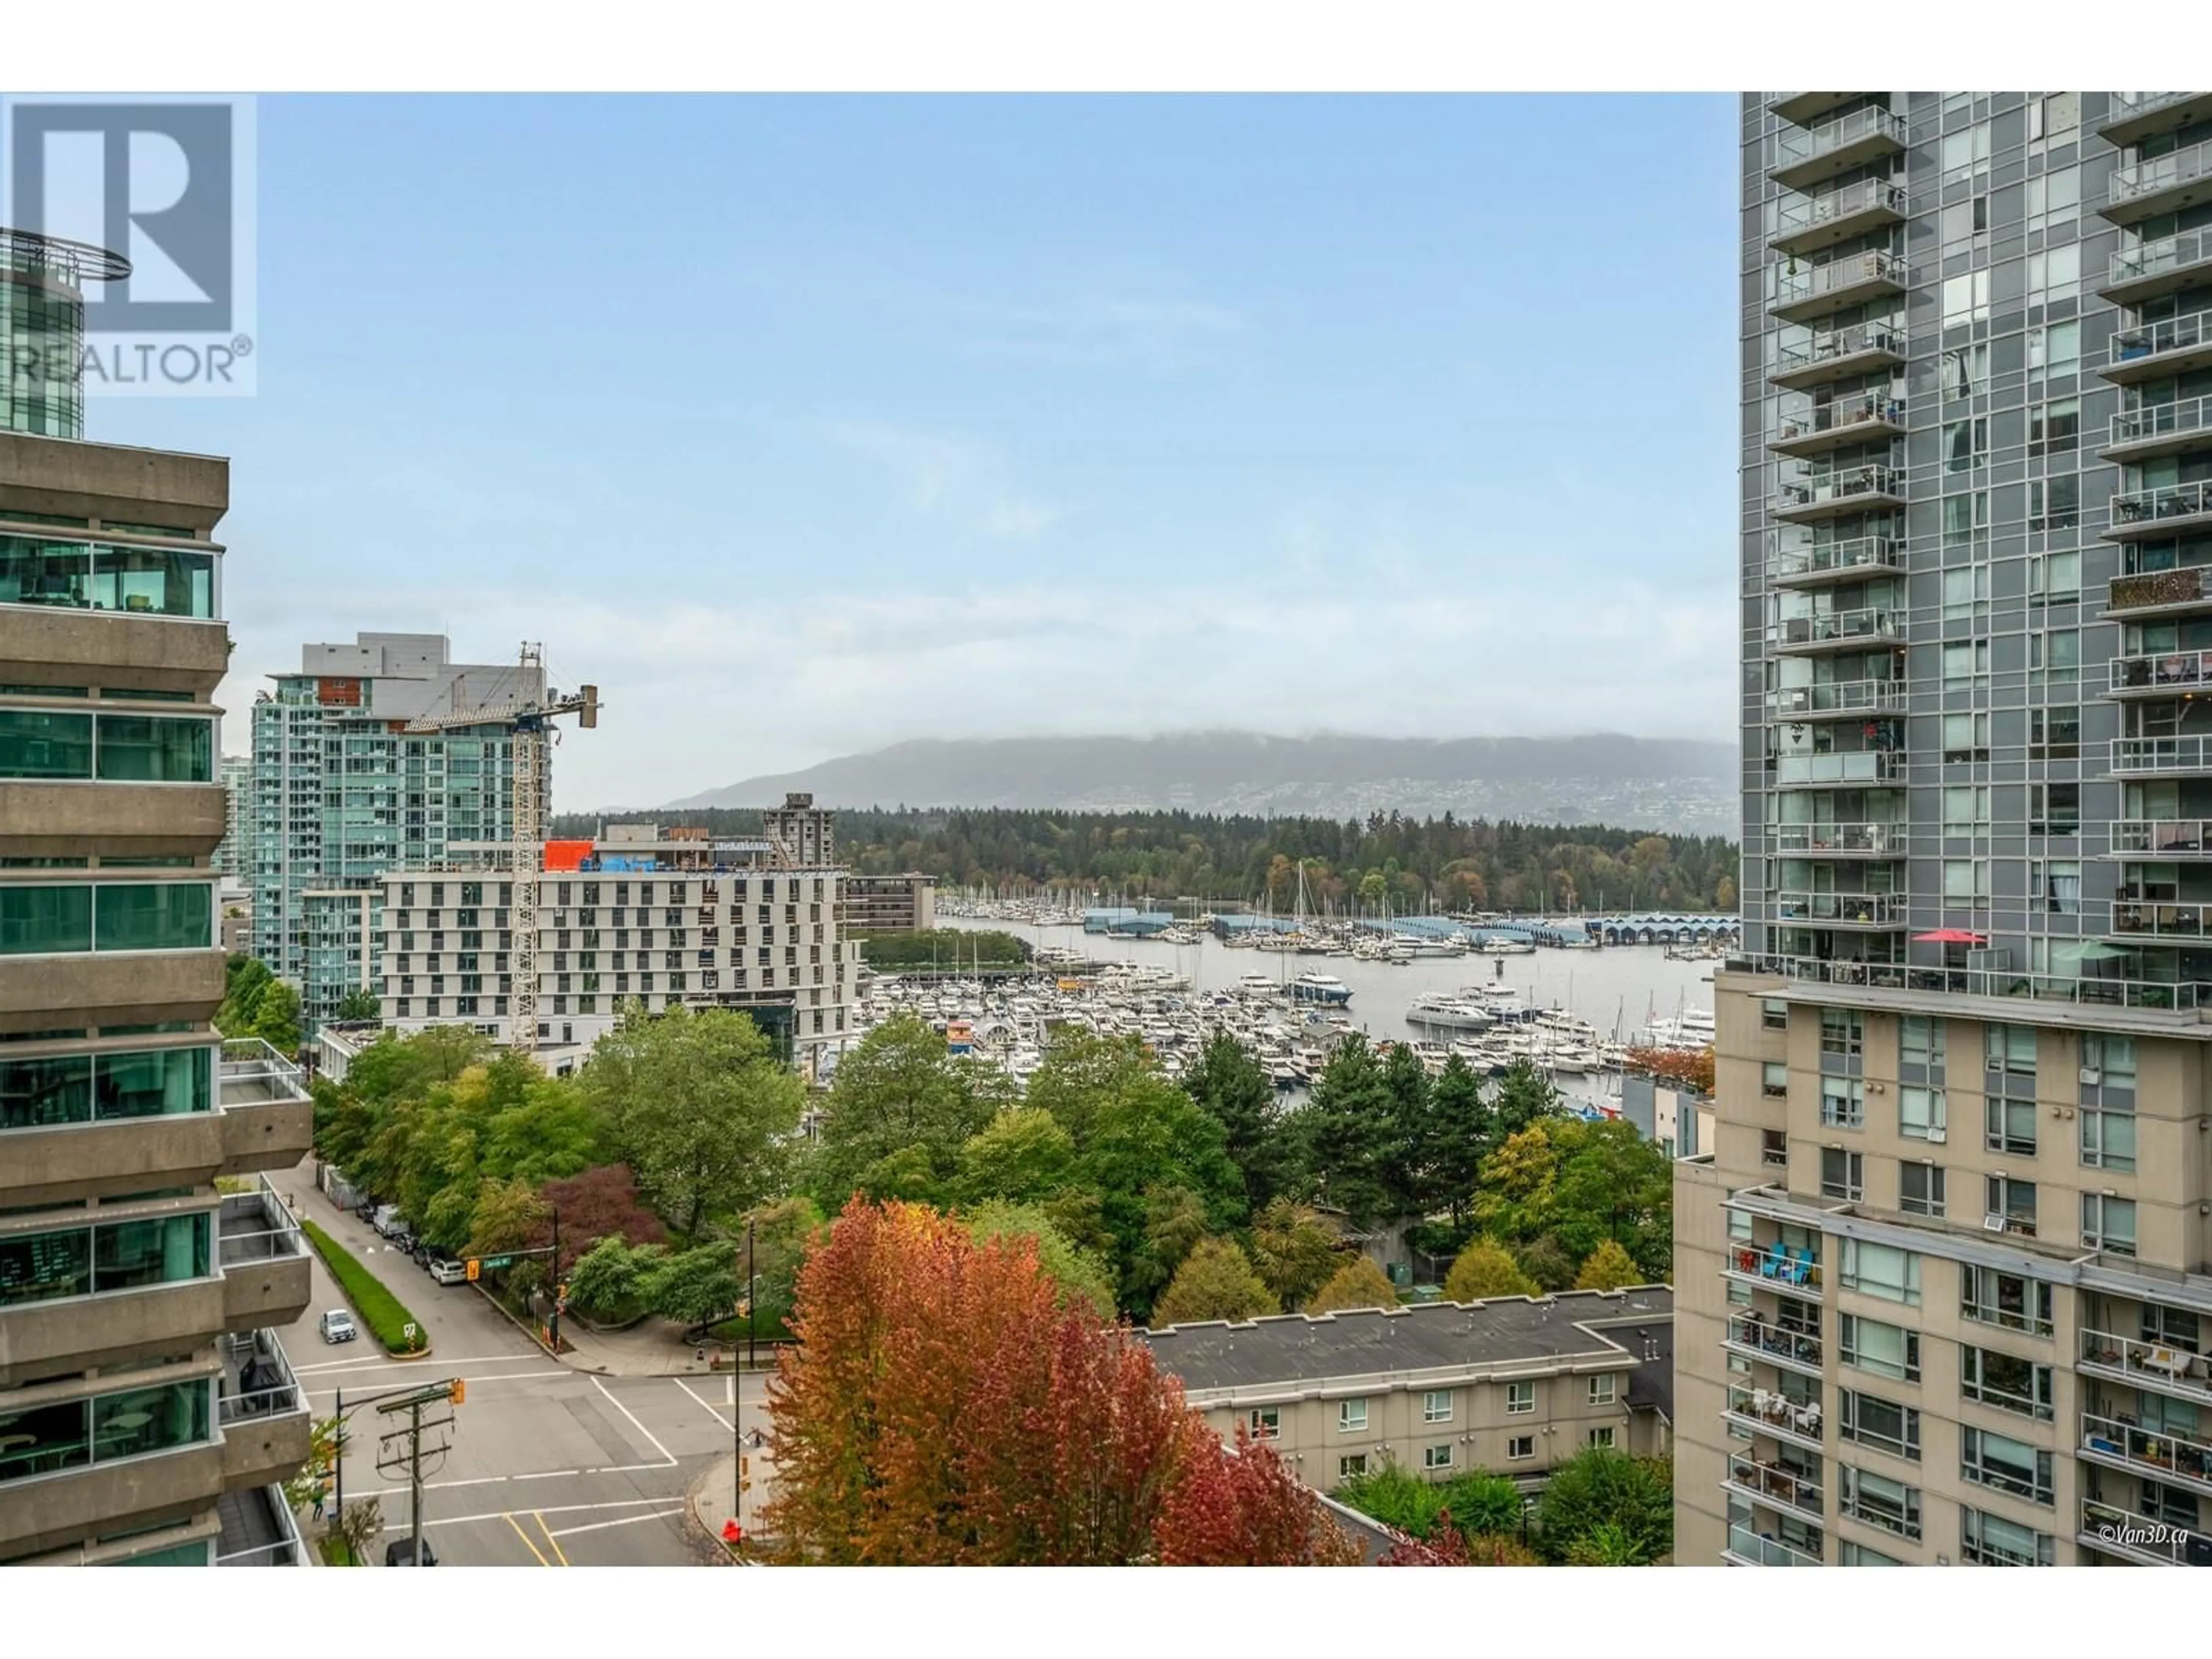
top-left (2081, 1067), bottom-right (2102, 1085)
top-left (1926, 1127), bottom-right (1946, 1143)
top-left (1982, 1214), bottom-right (2008, 1233)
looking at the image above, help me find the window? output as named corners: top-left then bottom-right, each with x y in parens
top-left (1762, 1061), bottom-right (1788, 1099)
top-left (1422, 1389), bottom-right (1453, 1424)
top-left (1587, 1426), bottom-right (1616, 1449)
top-left (1506, 1381), bottom-right (1535, 1415)
top-left (2027, 550), bottom-right (2080, 605)
top-left (2027, 243), bottom-right (2082, 304)
top-left (2080, 1105), bottom-right (2136, 1173)
top-left (2027, 320), bottom-right (2079, 378)
top-left (2028, 399), bottom-right (2080, 459)
top-left (1839, 1465), bottom-right (1922, 1540)
top-left (2081, 1194), bottom-right (2138, 1257)
top-left (1338, 1454), bottom-right (1368, 1480)
top-left (1820, 1008), bottom-right (1863, 1058)
top-left (1986, 1175), bottom-right (2038, 1236)
top-left (1898, 1086), bottom-right (1946, 1144)
top-left (1423, 1442), bottom-right (1455, 1471)
top-left (0, 1213), bottom-right (211, 1306)
top-left (1961, 1427), bottom-right (2053, 1505)
top-left (1984, 1098), bottom-right (2037, 1157)
top-left (1761, 1128), bottom-right (1788, 1168)
top-left (1248, 1407), bottom-right (1278, 1441)
top-left (2028, 710), bottom-right (2081, 765)
top-left (0, 1377), bottom-right (213, 1487)
top-left (0, 711), bottom-right (214, 783)
top-left (1944, 415), bottom-right (1987, 473)
top-left (1840, 1541), bottom-right (1903, 1566)
top-left (1987, 1024), bottom-right (2036, 1078)
top-left (1840, 1390), bottom-right (1921, 1461)
top-left (1840, 1239), bottom-right (1921, 1305)
top-left (2082, 1034), bottom-right (2137, 1094)
top-left (1942, 713), bottom-right (1990, 762)
top-left (1507, 1435), bottom-right (1535, 1461)
top-left (1943, 859), bottom-right (1988, 906)
top-left (1820, 1148), bottom-right (1864, 1201)
top-left (0, 1046), bottom-right (211, 1131)
top-left (2031, 782), bottom-right (2080, 836)
top-left (1940, 785), bottom-right (1988, 838)
top-left (1961, 1347), bottom-right (2055, 1421)
top-left (1839, 1315), bottom-right (1920, 1382)
top-left (1961, 1267), bottom-right (2054, 1336)
top-left (1942, 268), bottom-right (1991, 326)
top-left (1899, 1161), bottom-right (1946, 1218)
top-left (1942, 490), bottom-right (1988, 545)
top-left (1762, 998), bottom-right (1789, 1031)
top-left (1821, 1079), bottom-right (1865, 1130)
top-left (1963, 1508), bottom-right (2054, 1567)
top-left (1588, 1375), bottom-right (1617, 1408)
top-left (1337, 1399), bottom-right (1368, 1434)
top-left (2028, 477), bottom-right (2081, 533)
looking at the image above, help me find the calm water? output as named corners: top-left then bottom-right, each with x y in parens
top-left (936, 918), bottom-right (1718, 1052)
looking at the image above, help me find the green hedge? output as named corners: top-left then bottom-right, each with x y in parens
top-left (301, 1218), bottom-right (427, 1355)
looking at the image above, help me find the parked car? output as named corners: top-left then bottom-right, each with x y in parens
top-left (371, 1205), bottom-right (406, 1238)
top-left (411, 1243), bottom-right (436, 1267)
top-left (320, 1309), bottom-right (358, 1344)
top-left (388, 1231), bottom-right (417, 1256)
top-left (385, 1536), bottom-right (438, 1567)
top-left (429, 1259), bottom-right (468, 1287)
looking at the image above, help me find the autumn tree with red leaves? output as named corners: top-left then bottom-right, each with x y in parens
top-left (527, 1164), bottom-right (668, 1275)
top-left (762, 1197), bottom-right (1358, 1566)
top-left (1377, 1511), bottom-right (1539, 1567)
top-left (1624, 1046), bottom-right (1715, 1097)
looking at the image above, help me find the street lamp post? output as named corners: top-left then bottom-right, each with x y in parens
top-left (734, 1217), bottom-right (756, 1520)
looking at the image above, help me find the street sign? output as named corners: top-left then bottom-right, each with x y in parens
top-left (465, 1258), bottom-right (480, 1282)
top-left (403, 1323), bottom-right (418, 1340)
top-left (480, 1255), bottom-right (515, 1270)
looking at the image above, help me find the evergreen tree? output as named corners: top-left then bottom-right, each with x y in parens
top-left (1184, 1030), bottom-right (1285, 1211)
top-left (1287, 1036), bottom-right (1392, 1229)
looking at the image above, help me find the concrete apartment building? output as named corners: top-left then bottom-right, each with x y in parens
top-left (376, 821), bottom-right (860, 1069)
top-left (0, 228), bottom-right (315, 1565)
top-left (1143, 1289), bottom-right (1673, 1495)
top-left (842, 873), bottom-right (936, 934)
top-left (211, 753), bottom-right (249, 881)
top-left (248, 632), bottom-right (536, 1032)
top-left (1680, 91), bottom-right (2212, 1569)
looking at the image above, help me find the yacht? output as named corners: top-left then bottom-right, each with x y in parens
top-left (1289, 972), bottom-right (1354, 1006)
top-left (1475, 984), bottom-right (1528, 1021)
top-left (1480, 936), bottom-right (1536, 956)
top-left (1406, 993), bottom-right (1494, 1033)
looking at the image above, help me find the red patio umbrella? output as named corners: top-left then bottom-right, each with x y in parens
top-left (1912, 928), bottom-right (1985, 944)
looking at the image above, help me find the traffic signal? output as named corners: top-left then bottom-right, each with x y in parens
top-left (739, 1456), bottom-right (749, 1478)
top-left (449, 1378), bottom-right (467, 1406)
top-left (465, 1258), bottom-right (480, 1282)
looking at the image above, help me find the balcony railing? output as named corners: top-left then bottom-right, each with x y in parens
top-left (2113, 820), bottom-right (2212, 857)
top-left (2080, 1329), bottom-right (2212, 1406)
top-left (2111, 395), bottom-right (2212, 453)
top-left (1773, 251), bottom-right (1909, 316)
top-left (2111, 899), bottom-right (2212, 938)
top-left (1726, 1243), bottom-right (1824, 1293)
top-left (1771, 822), bottom-right (1903, 856)
top-left (1772, 179), bottom-right (1910, 250)
top-left (2107, 228), bottom-right (2212, 296)
top-left (2109, 306), bottom-right (2212, 374)
top-left (1774, 398), bottom-right (1907, 456)
top-left (2082, 1410), bottom-right (2212, 1490)
top-left (1725, 1384), bottom-right (1826, 1446)
top-left (2104, 92), bottom-right (2212, 136)
top-left (2110, 565), bottom-right (2212, 616)
top-left (1768, 608), bottom-right (1904, 650)
top-left (2081, 1499), bottom-right (2212, 1567)
top-left (1725, 1521), bottom-right (1823, 1567)
top-left (1774, 321), bottom-right (1907, 385)
top-left (1774, 750), bottom-right (1905, 786)
top-left (2111, 479), bottom-right (2212, 533)
top-left (2110, 138), bottom-right (2212, 211)
top-left (1768, 681), bottom-right (1906, 719)
top-left (1728, 952), bottom-right (2212, 1013)
top-left (2111, 649), bottom-right (2212, 692)
top-left (218, 1330), bottom-right (306, 1429)
top-left (1726, 1453), bottom-right (1825, 1519)
top-left (1770, 535), bottom-right (1902, 584)
top-left (1774, 464), bottom-right (1904, 517)
top-left (1725, 1312), bottom-right (1825, 1372)
top-left (1775, 891), bottom-right (1906, 926)
top-left (1773, 105), bottom-right (1908, 175)
top-left (2113, 736), bottom-right (2212, 774)
top-left (218, 1038), bottom-right (309, 1109)
top-left (217, 1173), bottom-right (308, 1269)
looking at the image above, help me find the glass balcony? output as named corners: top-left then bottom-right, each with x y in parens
top-left (1772, 397), bottom-right (1907, 460)
top-left (1770, 106), bottom-right (1908, 191)
top-left (218, 1039), bottom-right (309, 1109)
top-left (1767, 679), bottom-right (1906, 719)
top-left (2109, 479), bottom-right (2212, 540)
top-left (1726, 1453), bottom-right (1825, 1520)
top-left (2111, 649), bottom-right (2212, 695)
top-left (0, 534), bottom-right (219, 620)
top-left (1728, 951), bottom-right (2212, 1013)
top-left (1724, 1383), bottom-right (1827, 1450)
top-left (1724, 1311), bottom-right (1825, 1377)
top-left (1771, 822), bottom-right (1904, 857)
top-left (2109, 899), bottom-right (2212, 938)
top-left (1769, 535), bottom-right (1903, 588)
top-left (1772, 178), bottom-right (1910, 257)
top-left (1774, 891), bottom-right (1906, 927)
top-left (1772, 320), bottom-right (1908, 392)
top-left (1773, 750), bottom-right (1904, 786)
top-left (2108, 394), bottom-right (2212, 462)
top-left (2106, 137), bottom-right (2212, 226)
top-left (2112, 820), bottom-right (2212, 858)
top-left (1772, 250), bottom-right (1909, 324)
top-left (2080, 1329), bottom-right (2212, 1407)
top-left (2105, 305), bottom-right (2212, 385)
top-left (2101, 92), bottom-right (2212, 148)
top-left (1725, 1520), bottom-right (1824, 1567)
top-left (2081, 1410), bottom-right (2212, 1494)
top-left (1722, 1242), bottom-right (1824, 1300)
top-left (1772, 464), bottom-right (1905, 521)
top-left (2105, 229), bottom-right (2212, 305)
top-left (2080, 1499), bottom-right (2212, 1567)
top-left (2108, 566), bottom-right (2212, 620)
top-left (2113, 736), bottom-right (2212, 775)
top-left (1767, 607), bottom-right (1905, 652)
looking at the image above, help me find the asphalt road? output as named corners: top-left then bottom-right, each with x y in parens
top-left (274, 1163), bottom-right (771, 1567)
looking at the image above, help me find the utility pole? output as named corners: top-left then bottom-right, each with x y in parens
top-left (373, 1378), bottom-right (461, 1566)
top-left (548, 1205), bottom-right (562, 1354)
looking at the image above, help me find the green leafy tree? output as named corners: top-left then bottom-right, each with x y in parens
top-left (335, 987), bottom-right (381, 1021)
top-left (1471, 1124), bottom-right (1560, 1247)
top-left (1442, 1239), bottom-right (1539, 1302)
top-left (1288, 1036), bottom-right (1392, 1227)
top-left (466, 1176), bottom-right (548, 1259)
top-left (216, 955), bottom-right (274, 1035)
top-left (963, 1199), bottom-right (1116, 1320)
top-left (1149, 1237), bottom-right (1278, 1327)
top-left (1183, 1029), bottom-right (1287, 1210)
top-left (1533, 1446), bottom-right (1672, 1565)
top-left (814, 1014), bottom-right (1009, 1207)
top-left (1376, 1041), bottom-right (1435, 1218)
top-left (1515, 1236), bottom-right (1579, 1293)
top-left (586, 1006), bottom-right (804, 1235)
top-left (1335, 1458), bottom-right (1445, 1536)
top-left (1491, 1058), bottom-right (1564, 1139)
top-left (1566, 1521), bottom-right (1652, 1565)
top-left (565, 1236), bottom-right (656, 1322)
top-left (1302, 1255), bottom-right (1399, 1315)
top-left (251, 980), bottom-right (302, 1055)
top-left (1426, 1054), bottom-right (1491, 1229)
top-left (639, 1240), bottom-right (744, 1328)
top-left (1249, 1198), bottom-right (1342, 1309)
top-left (1437, 1470), bottom-right (1525, 1536)
top-left (1575, 1238), bottom-right (1642, 1291)
top-left (956, 1107), bottom-right (1077, 1206)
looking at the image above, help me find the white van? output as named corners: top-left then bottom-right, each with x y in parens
top-left (320, 1309), bottom-right (358, 1344)
top-left (371, 1206), bottom-right (406, 1238)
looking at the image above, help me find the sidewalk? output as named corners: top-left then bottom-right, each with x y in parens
top-left (685, 1445), bottom-right (779, 1565)
top-left (556, 1316), bottom-right (783, 1380)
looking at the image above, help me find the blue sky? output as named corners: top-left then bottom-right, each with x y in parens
top-left (96, 94), bottom-right (1740, 810)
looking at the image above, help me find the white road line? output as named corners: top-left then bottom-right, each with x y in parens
top-left (373, 1474), bottom-right (514, 1497)
top-left (547, 1508), bottom-right (686, 1539)
top-left (675, 1377), bottom-right (733, 1430)
top-left (304, 1368), bottom-right (564, 1398)
top-left (725, 1375), bottom-right (734, 1407)
top-left (584, 1461), bottom-right (681, 1475)
top-left (389, 1497), bottom-right (686, 1528)
top-left (513, 1469), bottom-right (579, 1481)
top-left (294, 1351), bottom-right (535, 1376)
top-left (592, 1376), bottom-right (677, 1467)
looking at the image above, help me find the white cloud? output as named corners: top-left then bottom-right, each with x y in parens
top-left (825, 419), bottom-right (1066, 541)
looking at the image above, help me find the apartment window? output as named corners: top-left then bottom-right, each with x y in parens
top-left (1942, 415), bottom-right (1987, 474)
top-left (1820, 1008), bottom-right (1863, 1058)
top-left (2027, 243), bottom-right (2082, 305)
top-left (1962, 1508), bottom-right (2054, 1567)
top-left (1960, 1427), bottom-right (2053, 1505)
top-left (1820, 1079), bottom-right (1865, 1130)
top-left (0, 1212), bottom-right (211, 1306)
top-left (1900, 1016), bottom-right (1945, 1072)
top-left (1941, 787), bottom-right (1988, 838)
top-left (2027, 709), bottom-right (2081, 764)
top-left (1984, 1099), bottom-right (2037, 1158)
top-left (0, 1378), bottom-right (213, 1488)
top-left (1507, 1435), bottom-right (1535, 1461)
top-left (1839, 1315), bottom-right (1919, 1382)
top-left (2028, 478), bottom-right (2082, 534)
top-left (0, 710), bottom-right (213, 782)
top-left (1762, 998), bottom-right (1788, 1031)
top-left (1423, 1443), bottom-right (1456, 1471)
top-left (2027, 549), bottom-right (2080, 605)
top-left (1943, 860), bottom-right (1988, 906)
top-left (1588, 1375), bottom-right (1616, 1408)
top-left (1961, 1347), bottom-right (2055, 1421)
top-left (1985, 1176), bottom-right (2037, 1236)
top-left (2028, 319), bottom-right (2080, 380)
top-left (1840, 1390), bottom-right (1921, 1461)
top-left (1987, 1024), bottom-right (2036, 1079)
top-left (1942, 643), bottom-right (1990, 690)
top-left (2030, 782), bottom-right (2080, 836)
top-left (1418, 1389), bottom-right (1453, 1424)
top-left (1897, 1086), bottom-right (1946, 1145)
top-left (1586, 1427), bottom-right (1616, 1449)
top-left (1338, 1455), bottom-right (1368, 1480)
top-left (1942, 490), bottom-right (1988, 546)
top-left (2082, 1034), bottom-right (2137, 1099)
top-left (1899, 1161), bottom-right (1946, 1218)
top-left (1942, 268), bottom-right (1991, 326)
top-left (0, 881), bottom-right (212, 955)
top-left (1840, 1239), bottom-right (1920, 1305)
top-left (1337, 1399), bottom-right (1368, 1434)
top-left (2081, 1194), bottom-right (2138, 1258)
top-left (2029, 856), bottom-right (2081, 914)
top-left (1248, 1407), bottom-right (1278, 1441)
top-left (0, 1046), bottom-right (211, 1131)
top-left (1961, 1266), bottom-right (2054, 1336)
top-left (1948, 341), bottom-right (1990, 400)
top-left (1839, 1465), bottom-right (1922, 1541)
top-left (1941, 713), bottom-right (1990, 762)
top-left (1820, 1148), bottom-right (1864, 1202)
top-left (1840, 1541), bottom-right (1903, 1566)
top-left (1506, 1381), bottom-right (1535, 1415)
top-left (2080, 1104), bottom-right (2137, 1173)
top-left (1756, 1060), bottom-right (1787, 1100)
top-left (2028, 398), bottom-right (2080, 459)
top-left (1760, 1129), bottom-right (1788, 1168)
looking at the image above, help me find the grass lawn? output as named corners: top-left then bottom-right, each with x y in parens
top-left (300, 1218), bottom-right (428, 1355)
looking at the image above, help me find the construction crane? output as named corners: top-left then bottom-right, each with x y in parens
top-left (403, 643), bottom-right (597, 1059)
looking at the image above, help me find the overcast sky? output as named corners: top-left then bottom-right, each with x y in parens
top-left (96, 94), bottom-right (1739, 810)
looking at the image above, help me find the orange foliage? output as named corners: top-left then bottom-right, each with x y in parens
top-left (1624, 1044), bottom-right (1716, 1096)
top-left (763, 1197), bottom-right (1358, 1565)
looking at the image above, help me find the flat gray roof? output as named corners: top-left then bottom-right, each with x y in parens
top-left (1141, 1286), bottom-right (1674, 1394)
